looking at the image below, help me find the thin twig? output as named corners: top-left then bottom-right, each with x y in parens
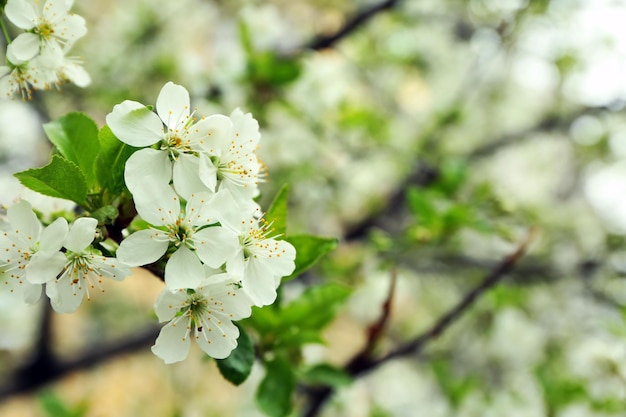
top-left (301, 229), bottom-right (536, 417)
top-left (306, 0), bottom-right (401, 51)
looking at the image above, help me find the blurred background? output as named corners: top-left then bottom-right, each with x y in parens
top-left (2, 0), bottom-right (626, 416)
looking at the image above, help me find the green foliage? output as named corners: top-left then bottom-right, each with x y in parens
top-left (265, 184), bottom-right (289, 237)
top-left (38, 390), bottom-right (87, 417)
top-left (239, 21), bottom-right (301, 89)
top-left (244, 282), bottom-right (351, 350)
top-left (256, 356), bottom-right (296, 417)
top-left (216, 325), bottom-right (255, 386)
top-left (431, 359), bottom-right (477, 408)
top-left (285, 235), bottom-right (338, 280)
top-left (95, 125), bottom-right (137, 198)
top-left (44, 112), bottom-right (100, 189)
top-left (15, 154), bottom-right (88, 206)
top-left (300, 363), bottom-right (353, 388)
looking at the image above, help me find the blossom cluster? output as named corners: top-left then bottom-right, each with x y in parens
top-left (0, 0), bottom-right (90, 99)
top-left (107, 82), bottom-right (296, 362)
top-left (0, 80), bottom-right (296, 363)
top-left (0, 200), bottom-right (130, 313)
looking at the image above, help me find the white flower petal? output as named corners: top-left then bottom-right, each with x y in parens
top-left (51, 13), bottom-right (86, 42)
top-left (132, 185), bottom-right (180, 227)
top-left (106, 100), bottom-right (164, 147)
top-left (47, 277), bottom-right (84, 313)
top-left (242, 259), bottom-right (279, 306)
top-left (152, 320), bottom-right (192, 364)
top-left (62, 62), bottom-right (91, 87)
top-left (172, 154), bottom-right (210, 200)
top-left (154, 287), bottom-right (187, 322)
top-left (156, 82), bottom-right (190, 131)
top-left (7, 33), bottom-right (40, 61)
top-left (116, 229), bottom-right (170, 267)
top-left (5, 0), bottom-right (37, 30)
top-left (193, 226), bottom-right (239, 269)
top-left (7, 200), bottom-right (41, 243)
top-left (194, 114), bottom-right (233, 152)
top-left (198, 153), bottom-right (218, 192)
top-left (23, 282), bottom-right (43, 304)
top-left (39, 217), bottom-right (68, 252)
top-left (164, 246), bottom-right (205, 289)
top-left (124, 148), bottom-right (172, 197)
top-left (183, 192), bottom-right (219, 227)
top-left (65, 217), bottom-right (97, 253)
top-left (26, 251), bottom-right (67, 284)
top-left (230, 108), bottom-right (261, 149)
top-left (194, 319), bottom-right (238, 359)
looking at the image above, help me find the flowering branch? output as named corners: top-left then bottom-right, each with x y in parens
top-left (300, 229), bottom-right (537, 417)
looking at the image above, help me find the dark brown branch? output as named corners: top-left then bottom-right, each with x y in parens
top-left (301, 229), bottom-right (536, 417)
top-left (0, 324), bottom-right (161, 399)
top-left (306, 0), bottom-right (401, 51)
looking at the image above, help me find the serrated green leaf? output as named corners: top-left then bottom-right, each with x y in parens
top-left (15, 155), bottom-right (87, 205)
top-left (280, 283), bottom-right (351, 330)
top-left (43, 113), bottom-right (100, 188)
top-left (265, 184), bottom-right (289, 237)
top-left (301, 363), bottom-right (353, 388)
top-left (256, 357), bottom-right (295, 417)
top-left (216, 325), bottom-right (255, 386)
top-left (95, 125), bottom-right (138, 197)
top-left (284, 235), bottom-right (337, 280)
top-left (406, 187), bottom-right (438, 228)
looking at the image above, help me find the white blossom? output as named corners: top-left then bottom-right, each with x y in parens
top-left (4, 0), bottom-right (87, 61)
top-left (31, 217), bottom-right (131, 313)
top-left (116, 186), bottom-right (239, 290)
top-left (106, 81), bottom-right (232, 200)
top-left (0, 200), bottom-right (67, 303)
top-left (226, 215), bottom-right (296, 306)
top-left (151, 274), bottom-right (253, 363)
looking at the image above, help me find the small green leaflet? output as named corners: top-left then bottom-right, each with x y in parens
top-left (256, 356), bottom-right (296, 417)
top-left (284, 235), bottom-right (338, 280)
top-left (300, 363), bottom-right (353, 388)
top-left (14, 155), bottom-right (87, 205)
top-left (43, 112), bottom-right (100, 189)
top-left (264, 184), bottom-right (289, 237)
top-left (216, 325), bottom-right (255, 386)
top-left (95, 125), bottom-right (138, 197)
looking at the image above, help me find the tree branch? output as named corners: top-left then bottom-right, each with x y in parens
top-left (305, 0), bottom-right (401, 51)
top-left (0, 324), bottom-right (161, 399)
top-left (300, 229), bottom-right (536, 417)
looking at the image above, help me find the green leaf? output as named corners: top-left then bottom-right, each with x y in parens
top-left (256, 357), bottom-right (295, 417)
top-left (95, 125), bottom-right (138, 197)
top-left (15, 155), bottom-right (88, 205)
top-left (265, 184), bottom-right (289, 237)
top-left (38, 390), bottom-right (87, 417)
top-left (216, 325), bottom-right (255, 386)
top-left (284, 235), bottom-right (337, 280)
top-left (281, 283), bottom-right (351, 330)
top-left (43, 113), bottom-right (100, 188)
top-left (406, 187), bottom-right (438, 228)
top-left (301, 363), bottom-right (353, 388)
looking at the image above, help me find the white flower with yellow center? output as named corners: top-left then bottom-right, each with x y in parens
top-left (28, 217), bottom-right (131, 313)
top-left (151, 274), bottom-right (253, 363)
top-left (203, 108), bottom-right (265, 204)
top-left (116, 186), bottom-right (239, 290)
top-left (0, 200), bottom-right (67, 303)
top-left (4, 0), bottom-right (87, 61)
top-left (106, 81), bottom-right (232, 200)
top-left (226, 216), bottom-right (296, 307)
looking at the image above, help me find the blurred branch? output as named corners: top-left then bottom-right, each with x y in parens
top-left (305, 0), bottom-right (401, 51)
top-left (469, 105), bottom-right (610, 159)
top-left (0, 324), bottom-right (161, 399)
top-left (300, 229), bottom-right (536, 417)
